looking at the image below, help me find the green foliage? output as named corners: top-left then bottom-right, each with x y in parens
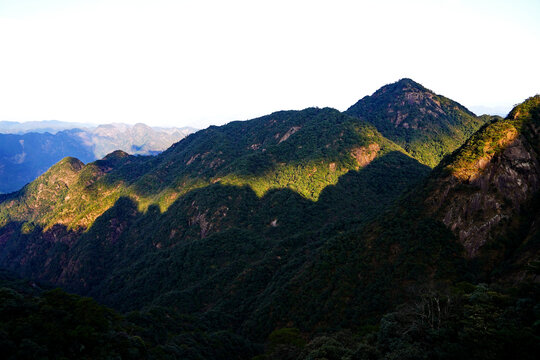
top-left (443, 118), bottom-right (516, 174)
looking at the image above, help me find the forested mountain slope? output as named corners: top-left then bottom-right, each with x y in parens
top-left (0, 106), bottom-right (430, 334)
top-left (0, 81), bottom-right (538, 359)
top-left (0, 107), bottom-right (420, 231)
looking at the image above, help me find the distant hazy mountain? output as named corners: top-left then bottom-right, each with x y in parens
top-left (469, 104), bottom-right (512, 117)
top-left (81, 123), bottom-right (195, 158)
top-left (0, 120), bottom-right (94, 134)
top-left (0, 123), bottom-right (195, 193)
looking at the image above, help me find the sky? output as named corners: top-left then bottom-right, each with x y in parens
top-left (1, 0), bottom-right (539, 128)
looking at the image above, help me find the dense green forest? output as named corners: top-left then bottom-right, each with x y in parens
top-left (0, 81), bottom-right (538, 359)
top-left (0, 270), bottom-right (258, 359)
top-left (2, 270), bottom-right (538, 360)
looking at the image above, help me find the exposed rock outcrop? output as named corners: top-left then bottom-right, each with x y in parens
top-left (425, 96), bottom-right (540, 258)
top-left (350, 143), bottom-right (380, 169)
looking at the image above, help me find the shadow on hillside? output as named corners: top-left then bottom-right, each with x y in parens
top-left (0, 151), bottom-right (430, 319)
top-left (0, 222), bottom-right (83, 286)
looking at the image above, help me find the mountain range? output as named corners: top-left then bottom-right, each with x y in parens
top-left (0, 123), bottom-right (195, 193)
top-left (0, 120), bottom-right (94, 134)
top-left (0, 79), bottom-right (538, 359)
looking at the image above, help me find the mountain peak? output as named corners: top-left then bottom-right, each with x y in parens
top-left (394, 77), bottom-right (427, 90)
top-left (371, 78), bottom-right (429, 97)
top-left (345, 79), bottom-right (486, 167)
top-left (49, 156), bottom-right (85, 174)
top-left (103, 150), bottom-right (130, 160)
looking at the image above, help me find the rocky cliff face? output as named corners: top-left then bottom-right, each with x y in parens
top-left (424, 96), bottom-right (540, 258)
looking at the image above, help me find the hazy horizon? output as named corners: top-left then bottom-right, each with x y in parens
top-left (0, 119), bottom-right (198, 128)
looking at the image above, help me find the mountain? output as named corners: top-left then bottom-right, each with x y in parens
top-left (0, 123), bottom-right (195, 194)
top-left (345, 78), bottom-right (494, 167)
top-left (0, 81), bottom-right (538, 359)
top-left (0, 120), bottom-right (93, 134)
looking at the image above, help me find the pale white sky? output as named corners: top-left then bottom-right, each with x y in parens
top-left (1, 0), bottom-right (539, 128)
